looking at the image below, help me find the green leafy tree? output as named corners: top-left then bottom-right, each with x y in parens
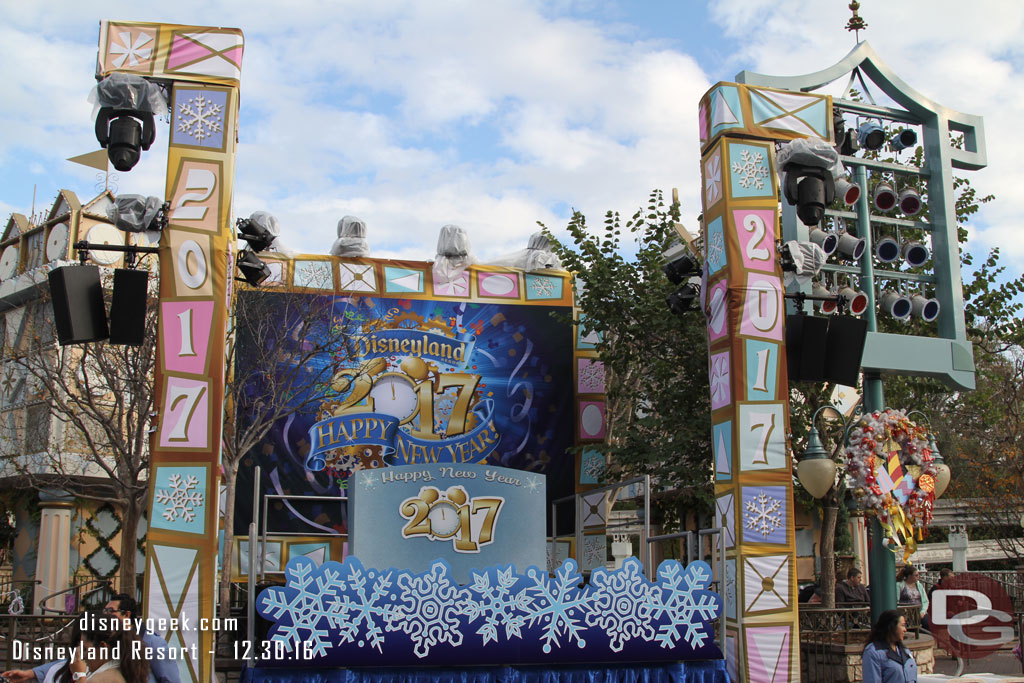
top-left (544, 190), bottom-right (712, 529)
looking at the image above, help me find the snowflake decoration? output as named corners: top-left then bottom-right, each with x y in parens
top-left (259, 558), bottom-right (344, 658)
top-left (110, 30), bottom-right (153, 68)
top-left (582, 536), bottom-right (606, 570)
top-left (707, 230), bottom-right (725, 270)
top-left (461, 566), bottom-right (532, 646)
top-left (709, 354), bottom-right (730, 407)
top-left (586, 560), bottom-right (653, 652)
top-left (744, 490), bottom-right (783, 539)
top-left (582, 454), bottom-right (605, 481)
top-left (332, 559), bottom-right (395, 653)
top-left (649, 561), bottom-right (721, 649)
top-left (177, 95), bottom-right (224, 144)
top-left (732, 149), bottom-right (770, 190)
top-left (523, 477), bottom-right (543, 494)
top-left (359, 470), bottom-right (380, 491)
top-left (578, 361), bottom-right (605, 393)
top-left (389, 560), bottom-right (468, 657)
top-left (529, 277), bottom-right (556, 298)
top-left (525, 559), bottom-right (590, 653)
top-left (154, 474), bottom-right (203, 523)
top-left (705, 152), bottom-right (722, 205)
top-left (435, 275), bottom-right (469, 296)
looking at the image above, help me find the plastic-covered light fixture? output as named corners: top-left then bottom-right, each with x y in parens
top-left (92, 73), bottom-right (166, 172)
top-left (873, 183), bottom-right (897, 212)
top-left (237, 211), bottom-right (279, 252)
top-left (857, 121), bottom-right (885, 150)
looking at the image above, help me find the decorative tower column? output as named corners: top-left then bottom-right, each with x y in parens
top-left (96, 21), bottom-right (244, 682)
top-left (33, 494), bottom-right (74, 614)
top-left (699, 82), bottom-right (832, 682)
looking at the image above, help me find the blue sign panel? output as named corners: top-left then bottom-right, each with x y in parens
top-left (349, 463), bottom-right (546, 582)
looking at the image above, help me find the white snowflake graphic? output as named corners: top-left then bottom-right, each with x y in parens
top-left (707, 230), bottom-right (726, 270)
top-left (744, 490), bottom-right (783, 539)
top-left (649, 561), bottom-right (721, 649)
top-left (461, 566), bottom-right (532, 646)
top-left (523, 476), bottom-right (543, 494)
top-left (578, 361), bottom-right (604, 393)
top-left (582, 454), bottom-right (605, 481)
top-left (525, 559), bottom-right (590, 653)
top-left (359, 470), bottom-right (380, 491)
top-left (582, 536), bottom-right (606, 570)
top-left (177, 95), bottom-right (224, 143)
top-left (705, 152), bottom-right (722, 205)
top-left (110, 30), bottom-right (153, 68)
top-left (529, 277), bottom-right (556, 298)
top-left (154, 474), bottom-right (203, 523)
top-left (259, 559), bottom-right (344, 658)
top-left (732, 149), bottom-right (770, 190)
top-left (710, 354), bottom-right (730, 406)
top-left (333, 561), bottom-right (394, 653)
top-left (389, 560), bottom-right (468, 657)
top-left (586, 559), bottom-right (654, 652)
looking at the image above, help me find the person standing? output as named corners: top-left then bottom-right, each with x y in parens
top-left (896, 565), bottom-right (929, 620)
top-left (862, 609), bottom-right (918, 683)
top-left (836, 567), bottom-right (870, 604)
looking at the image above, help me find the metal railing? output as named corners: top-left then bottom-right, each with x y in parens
top-left (0, 614), bottom-right (77, 671)
top-left (799, 605), bottom-right (923, 683)
top-left (37, 577), bottom-right (115, 615)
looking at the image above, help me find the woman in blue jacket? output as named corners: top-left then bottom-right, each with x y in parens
top-left (862, 609), bottom-right (918, 683)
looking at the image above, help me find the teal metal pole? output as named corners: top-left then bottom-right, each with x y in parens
top-left (854, 165), bottom-right (896, 624)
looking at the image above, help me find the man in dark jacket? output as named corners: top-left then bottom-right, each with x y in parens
top-left (836, 567), bottom-right (870, 604)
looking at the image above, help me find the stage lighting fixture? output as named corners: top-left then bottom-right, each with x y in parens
top-left (890, 129), bottom-right (918, 152)
top-left (93, 74), bottom-right (164, 172)
top-left (838, 286), bottom-right (869, 316)
top-left (911, 294), bottom-right (940, 322)
top-left (237, 211), bottom-right (279, 252)
top-left (663, 252), bottom-right (701, 284)
top-left (812, 283), bottom-right (838, 314)
top-left (857, 121), bottom-right (885, 151)
top-left (873, 182), bottom-right (897, 212)
top-left (666, 277), bottom-right (701, 315)
top-left (899, 187), bottom-right (923, 216)
top-left (809, 228), bottom-right (838, 256)
top-left (237, 249), bottom-right (272, 286)
top-left (836, 232), bottom-right (866, 261)
top-left (784, 165), bottom-right (835, 227)
top-left (875, 236), bottom-right (900, 263)
top-left (902, 241), bottom-right (930, 268)
top-left (880, 290), bottom-right (912, 320)
top-left (107, 195), bottom-right (166, 233)
top-left (834, 177), bottom-right (861, 206)
top-left (833, 111), bottom-right (860, 156)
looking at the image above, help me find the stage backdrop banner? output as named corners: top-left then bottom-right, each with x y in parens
top-left (235, 286), bottom-right (574, 536)
top-left (349, 463), bottom-right (546, 582)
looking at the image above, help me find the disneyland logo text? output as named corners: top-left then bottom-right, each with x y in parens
top-left (355, 329), bottom-right (468, 364)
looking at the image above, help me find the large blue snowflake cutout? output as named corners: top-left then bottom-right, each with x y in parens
top-left (256, 556), bottom-right (722, 667)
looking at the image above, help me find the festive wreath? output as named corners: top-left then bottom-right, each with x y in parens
top-left (844, 409), bottom-right (937, 553)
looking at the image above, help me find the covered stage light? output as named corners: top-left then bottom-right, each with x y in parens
top-left (899, 187), bottom-right (923, 216)
top-left (835, 177), bottom-right (861, 206)
top-left (838, 286), bottom-right (868, 316)
top-left (873, 182), bottom-right (897, 212)
top-left (809, 228), bottom-right (838, 256)
top-left (237, 249), bottom-right (272, 286)
top-left (92, 73), bottom-right (166, 172)
top-left (911, 294), bottom-right (940, 322)
top-left (890, 128), bottom-right (918, 152)
top-left (836, 232), bottom-right (866, 261)
top-left (666, 277), bottom-right (701, 315)
top-left (237, 211), bottom-right (279, 252)
top-left (875, 236), bottom-right (900, 263)
top-left (857, 121), bottom-right (885, 150)
top-left (107, 194), bottom-right (166, 233)
top-left (880, 290), bottom-right (912, 320)
top-left (902, 241), bottom-right (930, 268)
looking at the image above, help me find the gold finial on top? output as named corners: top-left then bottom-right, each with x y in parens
top-left (846, 1), bottom-right (868, 42)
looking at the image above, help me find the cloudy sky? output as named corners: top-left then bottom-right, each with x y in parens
top-left (1, 1), bottom-right (1022, 274)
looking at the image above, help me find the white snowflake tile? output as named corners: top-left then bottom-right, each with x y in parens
top-left (150, 465), bottom-right (207, 535)
top-left (171, 88), bottom-right (228, 149)
top-left (524, 273), bottom-right (564, 300)
top-left (580, 534), bottom-right (606, 571)
top-left (728, 143), bottom-right (774, 199)
top-left (576, 358), bottom-right (606, 394)
top-left (740, 486), bottom-right (787, 545)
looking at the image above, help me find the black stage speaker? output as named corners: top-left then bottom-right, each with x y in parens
top-left (824, 315), bottom-right (868, 386)
top-left (109, 268), bottom-right (150, 346)
top-left (785, 314), bottom-right (829, 382)
top-left (48, 265), bottom-right (108, 345)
